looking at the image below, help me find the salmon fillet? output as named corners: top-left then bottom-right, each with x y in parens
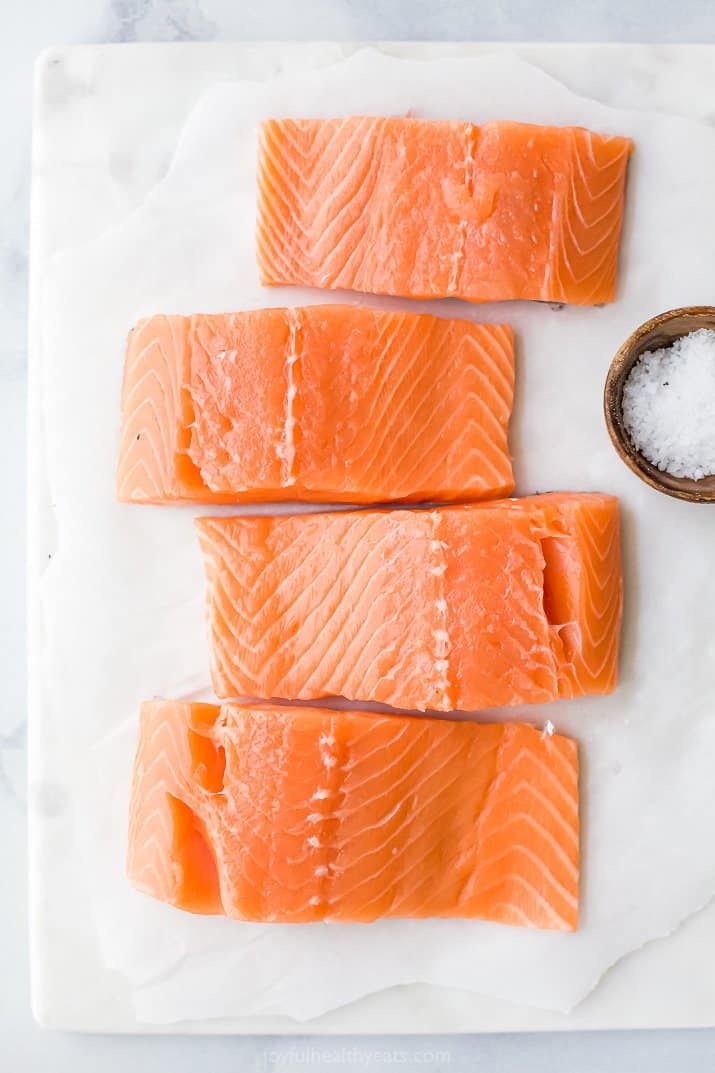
top-left (196, 493), bottom-right (622, 712)
top-left (257, 117), bottom-right (633, 306)
top-left (116, 307), bottom-right (514, 505)
top-left (127, 701), bottom-right (579, 929)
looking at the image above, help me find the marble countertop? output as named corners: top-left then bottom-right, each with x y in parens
top-left (6, 2), bottom-right (715, 1071)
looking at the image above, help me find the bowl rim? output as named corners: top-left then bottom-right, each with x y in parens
top-left (603, 306), bottom-right (715, 504)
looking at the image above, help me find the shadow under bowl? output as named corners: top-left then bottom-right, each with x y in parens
top-left (604, 306), bottom-right (715, 503)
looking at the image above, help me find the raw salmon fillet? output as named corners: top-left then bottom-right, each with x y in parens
top-left (257, 117), bottom-right (633, 306)
top-left (127, 701), bottom-right (579, 929)
top-left (196, 493), bottom-right (622, 712)
top-left (116, 307), bottom-right (514, 504)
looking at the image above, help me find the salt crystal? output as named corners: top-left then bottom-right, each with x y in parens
top-left (621, 328), bottom-right (715, 480)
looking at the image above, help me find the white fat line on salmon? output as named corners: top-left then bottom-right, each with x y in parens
top-left (543, 189), bottom-right (560, 299)
top-left (320, 724), bottom-right (338, 769)
top-left (277, 308), bottom-right (300, 484)
top-left (447, 124), bottom-right (479, 294)
top-left (316, 862), bottom-right (339, 875)
top-left (447, 225), bottom-right (466, 294)
top-left (431, 513), bottom-right (451, 707)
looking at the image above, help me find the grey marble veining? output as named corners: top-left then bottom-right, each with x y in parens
top-left (109, 0), bottom-right (218, 41)
top-left (6, 2), bottom-right (715, 1071)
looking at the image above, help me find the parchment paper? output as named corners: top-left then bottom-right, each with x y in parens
top-left (39, 49), bottom-right (715, 1023)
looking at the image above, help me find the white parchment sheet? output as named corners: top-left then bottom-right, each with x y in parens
top-left (39, 50), bottom-right (715, 1023)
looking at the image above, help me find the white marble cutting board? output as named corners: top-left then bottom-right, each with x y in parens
top-left (28, 42), bottom-right (715, 1034)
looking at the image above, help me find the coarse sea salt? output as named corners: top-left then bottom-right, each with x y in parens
top-left (622, 327), bottom-right (715, 480)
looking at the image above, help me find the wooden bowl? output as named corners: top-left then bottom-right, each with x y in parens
top-left (604, 307), bottom-right (715, 503)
